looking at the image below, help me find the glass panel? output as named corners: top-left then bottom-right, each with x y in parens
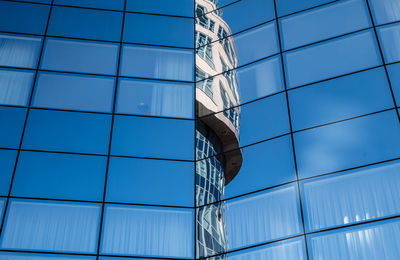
top-left (120, 44), bottom-right (193, 81)
top-left (280, 0), bottom-right (371, 50)
top-left (126, 0), bottom-right (193, 17)
top-left (289, 68), bottom-right (394, 131)
top-left (54, 0), bottom-right (124, 11)
top-left (369, 0), bottom-right (400, 25)
top-left (388, 63), bottom-right (400, 105)
top-left (13, 0), bottom-right (51, 3)
top-left (0, 199), bottom-right (101, 253)
top-left (0, 252), bottom-right (95, 259)
top-left (124, 13), bottom-right (193, 48)
top-left (0, 1), bottom-right (50, 34)
top-left (101, 204), bottom-right (194, 258)
top-left (301, 160), bottom-right (400, 232)
top-left (276, 0), bottom-right (333, 17)
top-left (33, 72), bottom-right (115, 113)
top-left (294, 110), bottom-right (400, 178)
top-left (0, 33), bottom-right (42, 68)
top-left (378, 23), bottom-right (400, 63)
top-left (22, 110), bottom-right (111, 154)
top-left (233, 21), bottom-right (279, 67)
top-left (284, 30), bottom-right (381, 88)
top-left (111, 115), bottom-right (194, 160)
top-left (48, 6), bottom-right (123, 41)
top-left (225, 237), bottom-right (306, 260)
top-left (0, 68), bottom-right (33, 106)
top-left (12, 151), bottom-right (107, 201)
top-left (116, 78), bottom-right (193, 118)
top-left (0, 107), bottom-right (26, 149)
top-left (41, 38), bottom-right (119, 75)
top-left (224, 135), bottom-right (296, 199)
top-left (106, 157), bottom-right (194, 206)
top-left (307, 218), bottom-right (400, 260)
top-left (0, 149), bottom-right (17, 196)
top-left (0, 199), bottom-right (4, 224)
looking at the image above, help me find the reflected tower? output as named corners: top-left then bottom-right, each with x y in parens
top-left (195, 0), bottom-right (242, 258)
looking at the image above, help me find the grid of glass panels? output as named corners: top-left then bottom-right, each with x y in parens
top-left (0, 0), bottom-right (400, 259)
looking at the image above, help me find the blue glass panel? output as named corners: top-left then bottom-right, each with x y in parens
top-left (12, 151), bottom-right (106, 201)
top-left (41, 38), bottom-right (119, 75)
top-left (0, 252), bottom-right (95, 259)
top-left (225, 135), bottom-right (296, 199)
top-left (0, 199), bottom-right (101, 253)
top-left (33, 72), bottom-right (115, 113)
top-left (116, 78), bottom-right (193, 118)
top-left (388, 63), bottom-right (400, 104)
top-left (276, 0), bottom-right (332, 17)
top-left (120, 44), bottom-right (193, 81)
top-left (23, 110), bottom-right (111, 154)
top-left (225, 184), bottom-right (302, 250)
top-left (237, 55), bottom-right (284, 104)
top-left (234, 21), bottom-right (279, 67)
top-left (0, 107), bottom-right (26, 149)
top-left (280, 0), bottom-right (371, 50)
top-left (0, 34), bottom-right (42, 68)
top-left (126, 0), bottom-right (193, 17)
top-left (239, 93), bottom-right (290, 147)
top-left (294, 110), bottom-right (400, 178)
top-left (301, 160), bottom-right (400, 232)
top-left (111, 115), bottom-right (193, 160)
top-left (378, 23), bottom-right (400, 63)
top-left (0, 1), bottom-right (50, 34)
top-left (101, 204), bottom-right (194, 258)
top-left (369, 0), bottom-right (400, 25)
top-left (106, 157), bottom-right (193, 206)
top-left (99, 258), bottom-right (153, 260)
top-left (124, 13), bottom-right (193, 48)
top-left (284, 30), bottom-right (381, 88)
top-left (308, 218), bottom-right (400, 260)
top-left (289, 68), bottom-right (394, 131)
top-left (48, 7), bottom-right (123, 41)
top-left (55, 0), bottom-right (124, 11)
top-left (227, 237), bottom-right (306, 260)
top-left (0, 150), bottom-right (17, 196)
top-left (0, 68), bottom-right (33, 106)
top-left (13, 0), bottom-right (51, 3)
top-left (0, 199), bottom-right (4, 224)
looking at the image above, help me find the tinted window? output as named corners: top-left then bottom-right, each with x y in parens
top-left (0, 34), bottom-right (42, 68)
top-left (0, 150), bottom-right (17, 196)
top-left (378, 23), bottom-right (400, 63)
top-left (0, 68), bottom-right (33, 106)
top-left (55, 0), bottom-right (124, 11)
top-left (126, 0), bottom-right (193, 17)
top-left (0, 107), bottom-right (26, 149)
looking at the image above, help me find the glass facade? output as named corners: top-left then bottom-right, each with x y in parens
top-left (0, 0), bottom-right (400, 259)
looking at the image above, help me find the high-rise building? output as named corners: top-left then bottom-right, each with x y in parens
top-left (0, 0), bottom-right (400, 259)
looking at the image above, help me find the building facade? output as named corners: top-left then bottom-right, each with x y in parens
top-left (0, 0), bottom-right (400, 259)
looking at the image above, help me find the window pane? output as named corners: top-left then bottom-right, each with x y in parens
top-left (0, 252), bottom-right (95, 260)
top-left (276, 0), bottom-right (333, 17)
top-left (0, 1), bottom-right (50, 34)
top-left (48, 7), bottom-right (123, 41)
top-left (280, 0), bottom-right (371, 50)
top-left (0, 68), bottom-right (33, 106)
top-left (294, 110), bottom-right (400, 178)
top-left (0, 107), bottom-right (26, 149)
top-left (0, 33), bottom-right (42, 68)
top-left (289, 68), bottom-right (394, 131)
top-left (116, 78), bottom-right (193, 118)
top-left (124, 13), bottom-right (193, 48)
top-left (224, 135), bottom-right (296, 199)
top-left (284, 30), bottom-right (381, 88)
top-left (101, 204), bottom-right (194, 258)
top-left (0, 149), bottom-right (17, 196)
top-left (23, 110), bottom-right (111, 154)
top-left (0, 199), bottom-right (4, 224)
top-left (55, 0), bottom-right (124, 11)
top-left (378, 23), bottom-right (400, 63)
top-left (307, 219), bottom-right (400, 260)
top-left (120, 44), bottom-right (193, 81)
top-left (301, 160), bottom-right (400, 232)
top-left (33, 72), bottom-right (115, 113)
top-left (369, 0), bottom-right (400, 25)
top-left (126, 0), bottom-right (193, 17)
top-left (41, 38), bottom-right (119, 75)
top-left (106, 157), bottom-right (194, 206)
top-left (12, 151), bottom-right (107, 201)
top-left (388, 63), bottom-right (400, 104)
top-left (111, 115), bottom-right (193, 160)
top-left (0, 199), bottom-right (101, 253)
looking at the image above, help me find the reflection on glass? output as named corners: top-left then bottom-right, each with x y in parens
top-left (0, 252), bottom-right (95, 259)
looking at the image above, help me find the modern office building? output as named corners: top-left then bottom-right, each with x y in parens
top-left (0, 0), bottom-right (400, 259)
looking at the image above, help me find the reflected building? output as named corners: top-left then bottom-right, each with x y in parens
top-left (195, 0), bottom-right (242, 258)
